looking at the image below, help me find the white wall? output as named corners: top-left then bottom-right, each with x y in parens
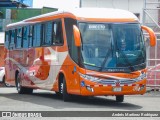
top-left (81, 0), bottom-right (159, 24)
top-left (0, 32), bottom-right (4, 44)
top-left (32, 0), bottom-right (159, 26)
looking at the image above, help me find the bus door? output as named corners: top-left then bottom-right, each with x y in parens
top-left (64, 18), bottom-right (81, 94)
top-left (17, 26), bottom-right (32, 86)
top-left (4, 30), bottom-right (12, 84)
top-left (27, 24), bottom-right (51, 89)
top-left (8, 29), bottom-right (16, 85)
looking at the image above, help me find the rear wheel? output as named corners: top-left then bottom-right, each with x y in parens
top-left (55, 78), bottom-right (63, 97)
top-left (2, 76), bottom-right (10, 87)
top-left (116, 95), bottom-right (124, 102)
top-left (16, 72), bottom-right (33, 94)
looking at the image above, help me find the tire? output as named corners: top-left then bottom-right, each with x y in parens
top-left (2, 76), bottom-right (9, 87)
top-left (116, 95), bottom-right (124, 102)
top-left (62, 77), bottom-right (71, 102)
top-left (16, 72), bottom-right (33, 94)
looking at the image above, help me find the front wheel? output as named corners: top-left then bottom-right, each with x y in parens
top-left (116, 95), bottom-right (124, 102)
top-left (61, 77), bottom-right (71, 102)
top-left (16, 73), bottom-right (33, 94)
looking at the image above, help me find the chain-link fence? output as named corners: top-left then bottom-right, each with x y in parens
top-left (146, 33), bottom-right (160, 90)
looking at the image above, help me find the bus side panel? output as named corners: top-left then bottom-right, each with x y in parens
top-left (5, 49), bottom-right (12, 85)
top-left (63, 55), bottom-right (81, 95)
top-left (5, 49), bottom-right (21, 86)
top-left (24, 47), bottom-right (43, 88)
top-left (0, 45), bottom-right (4, 67)
top-left (23, 47), bottom-right (58, 90)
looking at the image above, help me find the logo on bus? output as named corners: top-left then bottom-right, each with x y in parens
top-left (115, 80), bottom-right (120, 86)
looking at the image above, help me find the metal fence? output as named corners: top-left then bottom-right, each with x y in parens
top-left (146, 33), bottom-right (160, 90)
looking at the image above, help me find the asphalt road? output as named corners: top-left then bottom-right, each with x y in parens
top-left (0, 85), bottom-right (160, 120)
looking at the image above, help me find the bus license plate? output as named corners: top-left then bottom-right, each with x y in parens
top-left (113, 87), bottom-right (122, 92)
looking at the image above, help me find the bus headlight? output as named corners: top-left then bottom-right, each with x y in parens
top-left (79, 73), bottom-right (100, 82)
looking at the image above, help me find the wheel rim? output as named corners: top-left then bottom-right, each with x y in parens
top-left (60, 82), bottom-right (63, 94)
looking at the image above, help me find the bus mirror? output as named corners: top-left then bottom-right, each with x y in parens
top-left (141, 25), bottom-right (156, 47)
top-left (73, 25), bottom-right (81, 47)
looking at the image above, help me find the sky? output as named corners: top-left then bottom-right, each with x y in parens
top-left (32, 0), bottom-right (80, 9)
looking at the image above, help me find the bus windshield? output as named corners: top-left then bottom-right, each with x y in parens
top-left (79, 23), bottom-right (146, 72)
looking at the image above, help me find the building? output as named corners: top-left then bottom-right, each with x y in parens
top-left (80, 0), bottom-right (160, 32)
top-left (0, 0), bottom-right (29, 8)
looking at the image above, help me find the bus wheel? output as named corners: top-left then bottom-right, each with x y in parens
top-left (2, 76), bottom-right (9, 87)
top-left (62, 77), bottom-right (71, 102)
top-left (116, 95), bottom-right (124, 102)
top-left (16, 73), bottom-right (33, 94)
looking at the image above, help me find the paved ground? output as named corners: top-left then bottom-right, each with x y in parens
top-left (0, 84), bottom-right (160, 120)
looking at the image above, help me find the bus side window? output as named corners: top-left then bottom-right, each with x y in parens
top-left (16, 28), bottom-right (22, 48)
top-left (52, 20), bottom-right (63, 45)
top-left (9, 30), bottom-right (16, 50)
top-left (5, 31), bottom-right (10, 49)
top-left (29, 26), bottom-right (33, 47)
top-left (33, 24), bottom-right (41, 47)
top-left (42, 21), bottom-right (52, 46)
top-left (23, 26), bottom-right (29, 48)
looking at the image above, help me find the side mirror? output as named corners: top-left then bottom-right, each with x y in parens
top-left (73, 25), bottom-right (81, 47)
top-left (141, 25), bottom-right (156, 47)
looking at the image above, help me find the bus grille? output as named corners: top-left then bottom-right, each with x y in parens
top-left (98, 79), bottom-right (136, 85)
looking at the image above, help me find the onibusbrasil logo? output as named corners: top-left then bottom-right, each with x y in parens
top-left (1, 112), bottom-right (42, 118)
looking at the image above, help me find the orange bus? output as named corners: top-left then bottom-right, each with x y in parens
top-left (0, 45), bottom-right (4, 67)
top-left (4, 8), bottom-right (156, 102)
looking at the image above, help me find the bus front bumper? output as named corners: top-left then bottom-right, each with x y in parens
top-left (80, 80), bottom-right (146, 96)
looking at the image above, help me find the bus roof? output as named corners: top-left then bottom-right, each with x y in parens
top-left (65, 8), bottom-right (138, 20)
top-left (6, 8), bottom-right (139, 29)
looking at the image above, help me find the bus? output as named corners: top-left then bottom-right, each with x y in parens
top-left (0, 33), bottom-right (6, 86)
top-left (4, 8), bottom-right (156, 102)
